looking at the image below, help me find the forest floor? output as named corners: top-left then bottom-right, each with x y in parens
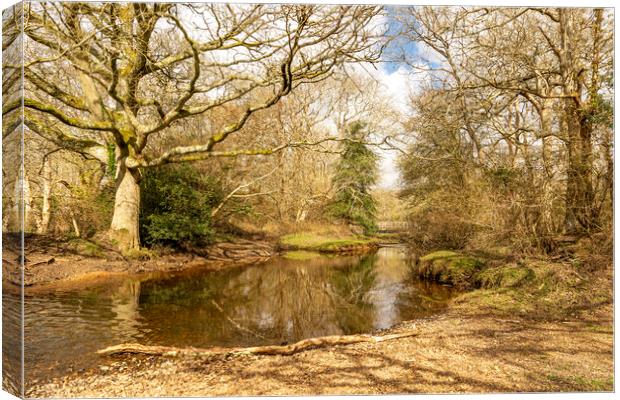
top-left (27, 254), bottom-right (614, 397)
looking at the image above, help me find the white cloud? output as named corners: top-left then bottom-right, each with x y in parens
top-left (348, 63), bottom-right (423, 189)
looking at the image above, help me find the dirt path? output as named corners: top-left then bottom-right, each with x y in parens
top-left (28, 305), bottom-right (613, 397)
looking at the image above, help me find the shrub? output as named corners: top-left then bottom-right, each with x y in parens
top-left (123, 247), bottom-right (157, 261)
top-left (140, 165), bottom-right (224, 248)
top-left (54, 181), bottom-right (115, 238)
top-left (404, 190), bottom-right (477, 249)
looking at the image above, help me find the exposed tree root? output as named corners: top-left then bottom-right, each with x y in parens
top-left (97, 331), bottom-right (418, 357)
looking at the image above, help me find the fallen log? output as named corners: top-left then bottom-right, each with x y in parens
top-left (97, 331), bottom-right (418, 357)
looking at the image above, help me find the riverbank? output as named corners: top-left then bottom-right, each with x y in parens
top-left (7, 233), bottom-right (613, 396)
top-left (2, 234), bottom-right (275, 293)
top-left (409, 241), bottom-right (613, 321)
top-left (27, 247), bottom-right (613, 396)
top-left (2, 230), bottom-right (386, 293)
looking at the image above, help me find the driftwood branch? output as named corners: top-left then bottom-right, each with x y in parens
top-left (97, 331), bottom-right (418, 358)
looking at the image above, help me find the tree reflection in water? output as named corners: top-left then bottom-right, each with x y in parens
top-left (328, 254), bottom-right (377, 334)
top-left (136, 247), bottom-right (453, 347)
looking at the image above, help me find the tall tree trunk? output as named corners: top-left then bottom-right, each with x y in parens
top-left (38, 180), bottom-right (52, 234)
top-left (564, 102), bottom-right (594, 235)
top-left (37, 160), bottom-right (52, 234)
top-left (71, 213), bottom-right (81, 237)
top-left (110, 158), bottom-right (141, 251)
top-left (23, 170), bottom-right (32, 232)
top-left (559, 9), bottom-right (596, 235)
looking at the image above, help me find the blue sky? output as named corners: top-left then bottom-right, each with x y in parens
top-left (374, 8), bottom-right (427, 190)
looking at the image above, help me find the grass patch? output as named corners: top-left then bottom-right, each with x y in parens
top-left (373, 232), bottom-right (403, 244)
top-left (419, 250), bottom-right (460, 262)
top-left (571, 376), bottom-right (613, 391)
top-left (547, 374), bottom-right (613, 391)
top-left (279, 232), bottom-right (379, 253)
top-left (282, 250), bottom-right (323, 261)
top-left (454, 288), bottom-right (536, 316)
top-left (122, 247), bottom-right (157, 261)
top-left (474, 264), bottom-right (534, 289)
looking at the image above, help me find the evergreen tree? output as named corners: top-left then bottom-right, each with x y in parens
top-left (328, 122), bottom-right (379, 234)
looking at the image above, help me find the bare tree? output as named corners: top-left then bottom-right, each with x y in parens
top-left (4, 3), bottom-right (383, 249)
top-left (395, 6), bottom-right (613, 238)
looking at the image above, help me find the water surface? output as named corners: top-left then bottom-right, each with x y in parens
top-left (13, 246), bottom-right (455, 385)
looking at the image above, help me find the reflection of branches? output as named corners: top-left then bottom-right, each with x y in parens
top-left (325, 255), bottom-right (378, 333)
top-left (329, 255), bottom-right (377, 304)
top-left (210, 300), bottom-right (267, 340)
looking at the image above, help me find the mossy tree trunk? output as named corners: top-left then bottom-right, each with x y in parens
top-left (563, 102), bottom-right (595, 235)
top-left (110, 155), bottom-right (141, 251)
top-left (558, 8), bottom-right (603, 235)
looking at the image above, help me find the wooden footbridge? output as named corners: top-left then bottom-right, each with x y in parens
top-left (377, 220), bottom-right (411, 234)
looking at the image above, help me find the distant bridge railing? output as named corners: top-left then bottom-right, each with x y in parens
top-left (377, 220), bottom-right (411, 233)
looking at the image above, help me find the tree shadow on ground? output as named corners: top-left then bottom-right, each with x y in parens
top-left (177, 314), bottom-right (613, 395)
